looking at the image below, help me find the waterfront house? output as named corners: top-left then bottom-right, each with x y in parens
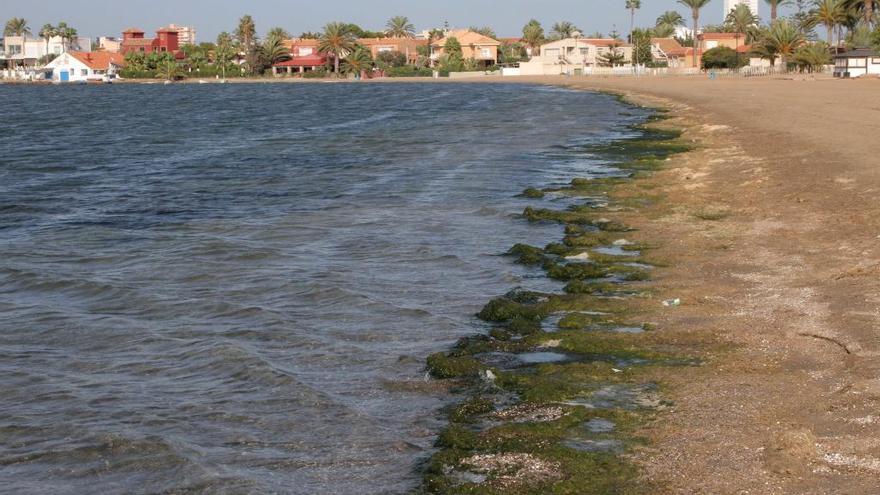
top-left (121, 28), bottom-right (184, 58)
top-left (273, 38), bottom-right (327, 75)
top-left (650, 38), bottom-right (688, 67)
top-left (518, 38), bottom-right (633, 75)
top-left (431, 30), bottom-right (500, 67)
top-left (358, 38), bottom-right (427, 64)
top-left (833, 48), bottom-right (880, 78)
top-left (43, 51), bottom-right (125, 82)
top-left (1, 34), bottom-right (91, 69)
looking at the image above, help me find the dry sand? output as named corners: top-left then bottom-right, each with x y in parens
top-left (520, 75), bottom-right (880, 493)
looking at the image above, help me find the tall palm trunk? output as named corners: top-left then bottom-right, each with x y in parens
top-left (827, 25), bottom-right (833, 47)
top-left (630, 8), bottom-right (637, 65)
top-left (866, 0), bottom-right (874, 25)
top-left (771, 4), bottom-right (778, 22)
top-left (692, 9), bottom-right (700, 67)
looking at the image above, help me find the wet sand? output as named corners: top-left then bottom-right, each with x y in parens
top-left (520, 75), bottom-right (880, 493)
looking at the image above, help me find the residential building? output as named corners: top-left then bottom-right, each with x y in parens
top-left (98, 37), bottom-right (122, 52)
top-left (677, 32), bottom-right (748, 68)
top-left (519, 38), bottom-right (633, 75)
top-left (724, 0), bottom-right (759, 18)
top-left (164, 24), bottom-right (196, 46)
top-left (431, 30), bottom-right (500, 67)
top-left (651, 38), bottom-right (688, 67)
top-left (358, 38), bottom-right (427, 64)
top-left (834, 48), bottom-right (880, 77)
top-left (120, 28), bottom-right (182, 57)
top-left (43, 51), bottom-right (125, 82)
top-left (273, 38), bottom-right (327, 75)
top-left (1, 34), bottom-right (91, 68)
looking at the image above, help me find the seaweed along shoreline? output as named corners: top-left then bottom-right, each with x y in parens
top-left (418, 92), bottom-right (706, 494)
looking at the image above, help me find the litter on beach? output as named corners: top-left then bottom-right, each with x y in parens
top-left (662, 299), bottom-right (682, 307)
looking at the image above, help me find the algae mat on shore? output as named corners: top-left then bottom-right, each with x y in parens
top-left (421, 102), bottom-right (696, 494)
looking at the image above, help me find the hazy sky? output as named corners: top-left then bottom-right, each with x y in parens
top-left (8, 0), bottom-right (797, 42)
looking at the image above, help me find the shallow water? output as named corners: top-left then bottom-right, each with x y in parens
top-left (0, 83), bottom-right (649, 494)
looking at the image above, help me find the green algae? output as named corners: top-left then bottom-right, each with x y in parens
top-left (422, 101), bottom-right (694, 494)
top-left (521, 187), bottom-right (546, 199)
top-left (427, 353), bottom-right (485, 379)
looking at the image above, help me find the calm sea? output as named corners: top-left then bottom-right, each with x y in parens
top-left (0, 83), bottom-right (650, 494)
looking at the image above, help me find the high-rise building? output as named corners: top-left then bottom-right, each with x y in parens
top-left (723, 0), bottom-right (759, 19)
top-left (163, 24), bottom-right (196, 46)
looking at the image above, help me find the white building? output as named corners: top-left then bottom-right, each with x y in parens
top-left (518, 38), bottom-right (634, 75)
top-left (833, 48), bottom-right (880, 78)
top-left (43, 51), bottom-right (125, 82)
top-left (724, 0), bottom-right (759, 18)
top-left (163, 24), bottom-right (196, 45)
top-left (1, 34), bottom-right (91, 68)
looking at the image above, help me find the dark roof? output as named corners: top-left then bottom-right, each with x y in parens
top-left (835, 47), bottom-right (879, 58)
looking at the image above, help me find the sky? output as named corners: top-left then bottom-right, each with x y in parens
top-left (8, 0), bottom-right (798, 42)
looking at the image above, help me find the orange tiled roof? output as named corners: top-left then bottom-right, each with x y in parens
top-left (69, 51), bottom-right (126, 69)
top-left (122, 28), bottom-right (144, 34)
top-left (652, 37), bottom-right (687, 57)
top-left (433, 30), bottom-right (500, 47)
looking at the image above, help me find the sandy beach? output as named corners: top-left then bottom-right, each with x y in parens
top-left (515, 75), bottom-right (880, 493)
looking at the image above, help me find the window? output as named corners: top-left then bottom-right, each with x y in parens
top-left (872, 58), bottom-right (880, 64)
top-left (579, 48), bottom-right (588, 56)
top-left (81, 69), bottom-right (88, 76)
top-left (481, 48), bottom-right (491, 58)
top-left (300, 47), bottom-right (313, 56)
top-left (849, 58), bottom-right (867, 68)
top-left (378, 46), bottom-right (393, 53)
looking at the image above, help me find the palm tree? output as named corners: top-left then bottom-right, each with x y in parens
top-left (4, 17), bottom-right (30, 37)
top-left (678, 0), bottom-right (712, 67)
top-left (765, 0), bottom-right (794, 21)
top-left (4, 18), bottom-right (30, 68)
top-left (215, 31), bottom-right (234, 80)
top-left (266, 27), bottom-right (290, 40)
top-left (626, 0), bottom-right (642, 64)
top-left (812, 0), bottom-right (846, 50)
top-left (656, 10), bottom-right (686, 32)
top-left (318, 22), bottom-right (358, 74)
top-left (762, 19), bottom-right (805, 67)
top-left (550, 21), bottom-right (579, 40)
top-left (55, 23), bottom-right (77, 52)
top-left (385, 16), bottom-right (415, 38)
top-left (842, 0), bottom-right (878, 26)
top-left (343, 46), bottom-right (373, 76)
top-left (236, 15), bottom-right (257, 56)
top-left (39, 24), bottom-right (55, 59)
top-left (726, 4), bottom-right (759, 65)
top-left (156, 59), bottom-right (182, 81)
top-left (261, 34), bottom-right (291, 66)
top-left (522, 19), bottom-right (545, 57)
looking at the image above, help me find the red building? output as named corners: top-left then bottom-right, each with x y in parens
top-left (121, 28), bottom-right (183, 57)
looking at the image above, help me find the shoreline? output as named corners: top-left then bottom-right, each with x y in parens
top-left (542, 76), bottom-right (880, 492)
top-left (421, 95), bottom-right (701, 493)
top-left (415, 75), bottom-right (880, 492)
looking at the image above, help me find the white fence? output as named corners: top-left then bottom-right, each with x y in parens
top-left (552, 65), bottom-right (834, 78)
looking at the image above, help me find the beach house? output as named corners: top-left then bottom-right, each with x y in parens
top-left (273, 38), bottom-right (327, 75)
top-left (650, 38), bottom-right (688, 67)
top-left (43, 51), bottom-right (125, 82)
top-left (1, 34), bottom-right (91, 68)
top-left (833, 48), bottom-right (880, 78)
top-left (358, 38), bottom-right (427, 65)
top-left (431, 30), bottom-right (500, 67)
top-left (518, 38), bottom-right (633, 75)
